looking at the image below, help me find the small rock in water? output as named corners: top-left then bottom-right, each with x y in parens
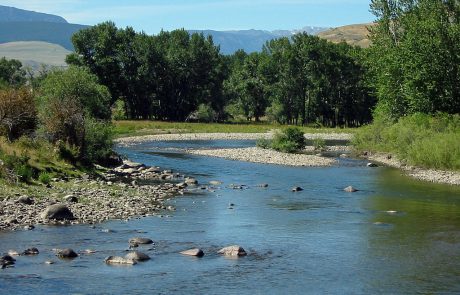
top-left (45, 260), bottom-right (54, 265)
top-left (23, 225), bottom-right (35, 231)
top-left (180, 248), bottom-right (204, 257)
top-left (55, 248), bottom-right (78, 259)
top-left (367, 162), bottom-right (378, 167)
top-left (218, 245), bottom-right (247, 257)
top-left (185, 178), bottom-right (198, 185)
top-left (125, 251), bottom-right (150, 262)
top-left (84, 249), bottom-right (97, 254)
top-left (291, 186), bottom-right (303, 192)
top-left (7, 250), bottom-right (20, 256)
top-left (209, 180), bottom-right (222, 186)
top-left (344, 186), bottom-right (359, 192)
top-left (22, 247), bottom-right (39, 255)
top-left (129, 237), bottom-right (154, 245)
top-left (176, 182), bottom-right (187, 189)
top-left (1, 255), bottom-right (16, 264)
top-left (258, 183), bottom-right (269, 188)
top-left (105, 256), bottom-right (137, 265)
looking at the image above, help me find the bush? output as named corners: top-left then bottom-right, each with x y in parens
top-left (83, 118), bottom-right (114, 164)
top-left (38, 171), bottom-right (51, 184)
top-left (313, 137), bottom-right (326, 151)
top-left (256, 138), bottom-right (271, 149)
top-left (0, 152), bottom-right (35, 182)
top-left (111, 99), bottom-right (126, 120)
top-left (353, 113), bottom-right (460, 170)
top-left (195, 103), bottom-right (216, 123)
top-left (0, 88), bottom-right (37, 141)
top-left (271, 127), bottom-right (306, 153)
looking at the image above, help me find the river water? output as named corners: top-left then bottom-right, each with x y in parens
top-left (1, 140), bottom-right (460, 294)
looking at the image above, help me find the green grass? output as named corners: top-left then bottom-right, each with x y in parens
top-left (113, 120), bottom-right (355, 138)
top-left (353, 113), bottom-right (460, 171)
top-left (0, 136), bottom-right (83, 184)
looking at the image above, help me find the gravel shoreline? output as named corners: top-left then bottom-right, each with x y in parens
top-left (367, 153), bottom-right (460, 185)
top-left (116, 132), bottom-right (353, 145)
top-left (0, 161), bottom-right (187, 231)
top-left (187, 147), bottom-right (338, 167)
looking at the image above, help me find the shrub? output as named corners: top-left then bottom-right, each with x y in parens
top-left (195, 103), bottom-right (216, 123)
top-left (111, 99), bottom-right (126, 120)
top-left (271, 127), bottom-right (306, 153)
top-left (256, 138), bottom-right (271, 149)
top-left (0, 153), bottom-right (35, 182)
top-left (0, 88), bottom-right (37, 141)
top-left (38, 172), bottom-right (51, 184)
top-left (82, 118), bottom-right (114, 164)
top-left (313, 137), bottom-right (326, 151)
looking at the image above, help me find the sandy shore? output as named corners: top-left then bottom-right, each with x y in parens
top-left (367, 153), bottom-right (460, 185)
top-left (187, 147), bottom-right (337, 167)
top-left (116, 132), bottom-right (353, 145)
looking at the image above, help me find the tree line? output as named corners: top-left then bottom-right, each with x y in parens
top-left (65, 21), bottom-right (375, 127)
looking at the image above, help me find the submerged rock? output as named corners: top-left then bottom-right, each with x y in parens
top-left (344, 186), bottom-right (359, 192)
top-left (125, 251), bottom-right (150, 262)
top-left (129, 237), bottom-right (154, 245)
top-left (104, 256), bottom-right (137, 265)
top-left (218, 245), bottom-right (247, 257)
top-left (180, 248), bottom-right (204, 257)
top-left (40, 204), bottom-right (74, 220)
top-left (55, 248), bottom-right (78, 259)
top-left (22, 247), bottom-right (39, 255)
top-left (367, 163), bottom-right (378, 167)
top-left (185, 178), bottom-right (198, 185)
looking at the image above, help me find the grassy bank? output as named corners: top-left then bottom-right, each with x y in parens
top-left (353, 113), bottom-right (460, 171)
top-left (0, 137), bottom-right (84, 185)
top-left (113, 120), bottom-right (355, 138)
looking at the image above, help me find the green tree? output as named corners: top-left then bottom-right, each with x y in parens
top-left (0, 57), bottom-right (26, 88)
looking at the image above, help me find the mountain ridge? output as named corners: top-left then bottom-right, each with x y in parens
top-left (0, 5), bottom-right (67, 23)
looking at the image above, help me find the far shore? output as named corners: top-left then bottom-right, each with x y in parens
top-left (116, 132), bottom-right (459, 186)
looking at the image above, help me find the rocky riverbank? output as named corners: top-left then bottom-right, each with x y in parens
top-left (116, 132), bottom-right (353, 145)
top-left (186, 147), bottom-right (338, 167)
top-left (366, 153), bottom-right (460, 185)
top-left (0, 160), bottom-right (190, 231)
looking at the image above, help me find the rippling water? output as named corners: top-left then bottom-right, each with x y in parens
top-left (1, 140), bottom-right (460, 294)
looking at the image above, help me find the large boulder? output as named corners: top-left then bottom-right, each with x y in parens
top-left (218, 245), bottom-right (247, 257)
top-left (40, 204), bottom-right (74, 220)
top-left (125, 251), bottom-right (150, 262)
top-left (22, 247), bottom-right (39, 255)
top-left (180, 248), bottom-right (204, 257)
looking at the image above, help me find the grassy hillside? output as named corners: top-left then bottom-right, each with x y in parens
top-left (0, 41), bottom-right (70, 69)
top-left (0, 21), bottom-right (88, 50)
top-left (318, 23), bottom-right (374, 48)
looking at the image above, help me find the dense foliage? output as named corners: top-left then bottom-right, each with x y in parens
top-left (368, 0), bottom-right (460, 121)
top-left (353, 113), bottom-right (460, 170)
top-left (69, 22), bottom-right (374, 126)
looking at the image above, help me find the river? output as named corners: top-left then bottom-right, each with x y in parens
top-left (1, 140), bottom-right (460, 294)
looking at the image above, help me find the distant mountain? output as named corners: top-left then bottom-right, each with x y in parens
top-left (0, 41), bottom-right (70, 70)
top-left (317, 23), bottom-right (374, 48)
top-left (0, 5), bottom-right (67, 23)
top-left (191, 27), bottom-right (329, 55)
top-left (0, 22), bottom-right (88, 51)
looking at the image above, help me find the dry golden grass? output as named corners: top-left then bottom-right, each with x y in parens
top-left (318, 23), bottom-right (375, 48)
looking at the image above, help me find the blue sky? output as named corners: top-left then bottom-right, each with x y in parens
top-left (3, 0), bottom-right (375, 33)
